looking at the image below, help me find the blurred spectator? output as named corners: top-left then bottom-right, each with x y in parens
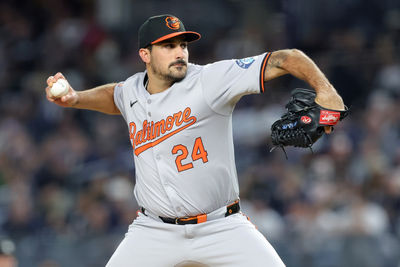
top-left (0, 237), bottom-right (17, 267)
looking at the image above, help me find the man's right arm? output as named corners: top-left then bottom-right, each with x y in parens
top-left (46, 72), bottom-right (120, 115)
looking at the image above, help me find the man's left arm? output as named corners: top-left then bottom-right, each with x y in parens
top-left (264, 49), bottom-right (345, 112)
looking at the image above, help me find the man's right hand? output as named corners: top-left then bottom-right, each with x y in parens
top-left (46, 72), bottom-right (79, 107)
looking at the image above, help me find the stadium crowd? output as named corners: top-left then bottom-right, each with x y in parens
top-left (0, 0), bottom-right (399, 266)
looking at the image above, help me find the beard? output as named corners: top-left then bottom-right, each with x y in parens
top-left (149, 59), bottom-right (187, 83)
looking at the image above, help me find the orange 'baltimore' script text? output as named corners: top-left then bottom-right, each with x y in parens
top-left (129, 107), bottom-right (197, 156)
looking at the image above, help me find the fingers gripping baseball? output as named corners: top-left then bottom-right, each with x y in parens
top-left (46, 72), bottom-right (78, 107)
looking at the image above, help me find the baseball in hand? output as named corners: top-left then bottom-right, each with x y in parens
top-left (50, 79), bottom-right (69, 98)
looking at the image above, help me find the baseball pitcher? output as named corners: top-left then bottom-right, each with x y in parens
top-left (45, 14), bottom-right (345, 267)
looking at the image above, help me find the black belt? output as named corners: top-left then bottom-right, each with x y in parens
top-left (141, 201), bottom-right (240, 225)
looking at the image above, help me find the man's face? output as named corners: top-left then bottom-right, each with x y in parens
top-left (147, 36), bottom-right (189, 83)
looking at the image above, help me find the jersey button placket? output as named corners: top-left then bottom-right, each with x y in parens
top-left (146, 98), bottom-right (152, 117)
top-left (146, 98), bottom-right (178, 217)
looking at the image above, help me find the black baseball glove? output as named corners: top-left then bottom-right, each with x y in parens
top-left (270, 88), bottom-right (348, 156)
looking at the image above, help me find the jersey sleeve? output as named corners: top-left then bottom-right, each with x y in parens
top-left (113, 82), bottom-right (127, 121)
top-left (200, 52), bottom-right (271, 115)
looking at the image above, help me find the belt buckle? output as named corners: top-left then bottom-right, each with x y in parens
top-left (197, 214), bottom-right (207, 223)
top-left (175, 216), bottom-right (193, 225)
top-left (175, 214), bottom-right (207, 225)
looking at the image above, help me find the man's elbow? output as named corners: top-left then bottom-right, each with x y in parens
top-left (285, 48), bottom-right (306, 59)
top-left (276, 48), bottom-right (310, 68)
top-left (270, 49), bottom-right (305, 65)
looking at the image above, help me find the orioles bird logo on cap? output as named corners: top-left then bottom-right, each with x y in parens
top-left (165, 16), bottom-right (180, 30)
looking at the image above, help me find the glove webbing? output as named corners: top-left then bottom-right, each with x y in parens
top-left (270, 128), bottom-right (315, 159)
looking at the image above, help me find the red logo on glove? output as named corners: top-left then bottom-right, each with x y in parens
top-left (301, 116), bottom-right (312, 124)
top-left (319, 110), bottom-right (340, 125)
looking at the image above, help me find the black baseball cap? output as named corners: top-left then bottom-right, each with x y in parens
top-left (138, 14), bottom-right (201, 48)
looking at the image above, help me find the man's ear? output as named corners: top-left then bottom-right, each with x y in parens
top-left (139, 48), bottom-right (151, 63)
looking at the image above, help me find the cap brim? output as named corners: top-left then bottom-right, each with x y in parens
top-left (151, 31), bottom-right (201, 45)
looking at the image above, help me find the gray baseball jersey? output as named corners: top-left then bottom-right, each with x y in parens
top-left (114, 52), bottom-right (271, 218)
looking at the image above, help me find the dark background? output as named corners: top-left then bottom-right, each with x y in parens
top-left (0, 0), bottom-right (400, 266)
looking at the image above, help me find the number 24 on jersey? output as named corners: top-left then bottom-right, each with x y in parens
top-left (172, 137), bottom-right (208, 172)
